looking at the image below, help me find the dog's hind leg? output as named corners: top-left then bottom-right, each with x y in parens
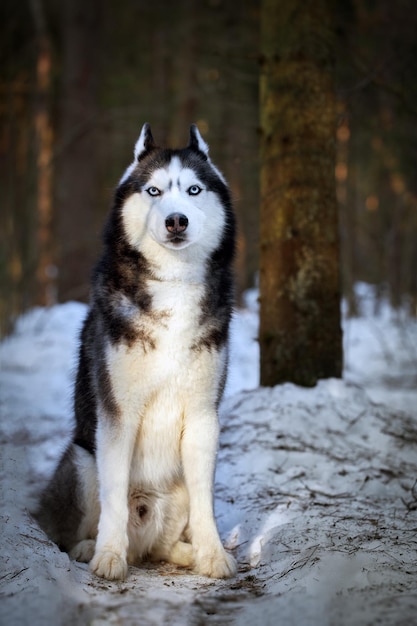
top-left (35, 445), bottom-right (84, 553)
top-left (167, 541), bottom-right (194, 567)
top-left (69, 539), bottom-right (96, 563)
top-left (150, 540), bottom-right (194, 568)
top-left (69, 445), bottom-right (99, 563)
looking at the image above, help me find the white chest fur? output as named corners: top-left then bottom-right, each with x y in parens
top-left (105, 279), bottom-right (224, 491)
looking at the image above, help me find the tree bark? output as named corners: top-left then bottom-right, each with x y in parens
top-left (55, 0), bottom-right (101, 302)
top-left (259, 0), bottom-right (342, 386)
top-left (30, 0), bottom-right (55, 306)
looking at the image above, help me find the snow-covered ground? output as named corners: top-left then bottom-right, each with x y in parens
top-left (1, 285), bottom-right (417, 625)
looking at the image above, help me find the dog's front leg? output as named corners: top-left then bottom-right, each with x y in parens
top-left (89, 414), bottom-right (137, 581)
top-left (181, 410), bottom-right (236, 578)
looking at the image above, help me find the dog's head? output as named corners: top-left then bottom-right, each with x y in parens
top-left (116, 125), bottom-right (232, 264)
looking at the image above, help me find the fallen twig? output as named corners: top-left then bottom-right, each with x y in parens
top-left (262, 545), bottom-right (319, 582)
top-left (0, 567), bottom-right (29, 582)
top-left (402, 479), bottom-right (417, 512)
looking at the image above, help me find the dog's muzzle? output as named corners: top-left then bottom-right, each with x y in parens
top-left (165, 213), bottom-right (188, 243)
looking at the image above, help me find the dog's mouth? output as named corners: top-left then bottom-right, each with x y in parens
top-left (166, 234), bottom-right (187, 245)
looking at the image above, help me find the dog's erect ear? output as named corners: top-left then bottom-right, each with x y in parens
top-left (134, 123), bottom-right (156, 161)
top-left (188, 124), bottom-right (209, 157)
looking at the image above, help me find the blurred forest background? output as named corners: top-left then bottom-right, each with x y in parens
top-left (1, 0), bottom-right (417, 335)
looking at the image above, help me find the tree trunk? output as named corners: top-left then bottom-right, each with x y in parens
top-left (55, 0), bottom-right (101, 302)
top-left (259, 0), bottom-right (342, 386)
top-left (30, 0), bottom-right (55, 306)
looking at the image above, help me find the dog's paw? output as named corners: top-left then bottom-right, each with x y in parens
top-left (167, 541), bottom-right (194, 567)
top-left (194, 545), bottom-right (237, 579)
top-left (69, 539), bottom-right (96, 563)
top-left (89, 550), bottom-right (128, 581)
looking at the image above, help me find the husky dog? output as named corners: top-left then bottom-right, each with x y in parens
top-left (35, 124), bottom-right (236, 581)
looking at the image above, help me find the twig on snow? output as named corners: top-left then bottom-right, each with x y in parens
top-left (402, 479), bottom-right (417, 512)
top-left (0, 567), bottom-right (29, 581)
top-left (262, 545), bottom-right (319, 582)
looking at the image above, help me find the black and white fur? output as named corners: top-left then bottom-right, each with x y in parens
top-left (35, 124), bottom-right (236, 581)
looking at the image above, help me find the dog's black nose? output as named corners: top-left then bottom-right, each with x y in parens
top-left (165, 213), bottom-right (188, 234)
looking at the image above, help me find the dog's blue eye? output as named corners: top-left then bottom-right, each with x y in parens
top-left (187, 185), bottom-right (202, 196)
top-left (147, 186), bottom-right (161, 197)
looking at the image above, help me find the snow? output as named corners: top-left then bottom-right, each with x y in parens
top-left (1, 284), bottom-right (417, 625)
